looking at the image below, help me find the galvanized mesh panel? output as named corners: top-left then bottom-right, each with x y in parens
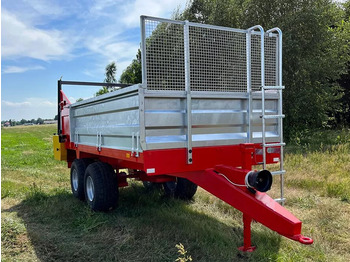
top-left (145, 19), bottom-right (185, 91)
top-left (251, 35), bottom-right (262, 91)
top-left (251, 35), bottom-right (278, 90)
top-left (143, 18), bottom-right (278, 92)
top-left (189, 26), bottom-right (247, 92)
top-left (265, 36), bottom-right (278, 87)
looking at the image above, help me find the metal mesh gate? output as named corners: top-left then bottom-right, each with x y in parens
top-left (141, 16), bottom-right (279, 92)
top-left (144, 19), bottom-right (185, 91)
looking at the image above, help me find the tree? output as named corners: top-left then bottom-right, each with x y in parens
top-left (95, 87), bottom-right (109, 96)
top-left (76, 98), bottom-right (84, 102)
top-left (180, 0), bottom-right (350, 140)
top-left (334, 1), bottom-right (350, 126)
top-left (37, 118), bottom-right (44, 125)
top-left (121, 0), bottom-right (349, 139)
top-left (180, 0), bottom-right (243, 27)
top-left (248, 0), bottom-right (348, 139)
top-left (96, 61), bottom-right (117, 96)
top-left (344, 0), bottom-right (350, 19)
top-left (120, 49), bottom-right (142, 84)
top-left (104, 61), bottom-right (117, 83)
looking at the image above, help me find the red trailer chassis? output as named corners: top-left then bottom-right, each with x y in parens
top-left (54, 84), bottom-right (313, 251)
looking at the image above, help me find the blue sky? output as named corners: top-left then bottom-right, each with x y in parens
top-left (1, 0), bottom-right (187, 121)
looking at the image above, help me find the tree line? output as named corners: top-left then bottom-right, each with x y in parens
top-left (104, 0), bottom-right (350, 142)
top-left (1, 118), bottom-right (48, 126)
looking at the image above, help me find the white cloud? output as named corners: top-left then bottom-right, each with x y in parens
top-left (1, 1), bottom-right (189, 122)
top-left (90, 0), bottom-right (124, 14)
top-left (81, 0), bottom-right (187, 78)
top-left (2, 101), bottom-right (31, 107)
top-left (1, 10), bottom-right (73, 61)
top-left (104, 42), bottom-right (140, 60)
top-left (2, 65), bottom-right (45, 74)
top-left (22, 0), bottom-right (65, 18)
top-left (1, 98), bottom-right (57, 120)
top-left (83, 40), bottom-right (140, 79)
top-left (121, 0), bottom-right (187, 27)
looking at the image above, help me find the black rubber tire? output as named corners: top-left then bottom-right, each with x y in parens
top-left (163, 178), bottom-right (197, 200)
top-left (70, 158), bottom-right (93, 201)
top-left (84, 162), bottom-right (119, 212)
top-left (175, 178), bottom-right (198, 199)
top-left (143, 181), bottom-right (162, 191)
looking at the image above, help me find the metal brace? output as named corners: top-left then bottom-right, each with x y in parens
top-left (131, 132), bottom-right (140, 157)
top-left (96, 132), bottom-right (102, 152)
top-left (74, 132), bottom-right (78, 147)
top-left (131, 132), bottom-right (135, 156)
top-left (135, 132), bottom-right (140, 157)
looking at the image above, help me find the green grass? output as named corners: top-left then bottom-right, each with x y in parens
top-left (2, 125), bottom-right (350, 261)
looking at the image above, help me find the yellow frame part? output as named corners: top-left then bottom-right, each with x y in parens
top-left (53, 135), bottom-right (67, 161)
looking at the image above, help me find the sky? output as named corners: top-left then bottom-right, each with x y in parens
top-left (1, 0), bottom-right (187, 121)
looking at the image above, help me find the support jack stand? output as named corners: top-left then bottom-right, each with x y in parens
top-left (238, 214), bottom-right (256, 252)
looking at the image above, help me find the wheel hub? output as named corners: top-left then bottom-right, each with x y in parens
top-left (86, 176), bottom-right (95, 202)
top-left (72, 169), bottom-right (78, 192)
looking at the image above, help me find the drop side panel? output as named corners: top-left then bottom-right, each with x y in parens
top-left (143, 90), bottom-right (281, 150)
top-left (69, 85), bottom-right (141, 153)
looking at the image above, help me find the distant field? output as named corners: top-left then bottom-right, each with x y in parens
top-left (1, 125), bottom-right (350, 261)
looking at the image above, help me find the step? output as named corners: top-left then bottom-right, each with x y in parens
top-left (271, 170), bottom-right (286, 176)
top-left (262, 85), bottom-right (285, 90)
top-left (262, 114), bottom-right (285, 119)
top-left (263, 143), bottom-right (286, 147)
top-left (274, 198), bottom-right (286, 204)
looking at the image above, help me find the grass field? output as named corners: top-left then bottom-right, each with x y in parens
top-left (1, 125), bottom-right (350, 261)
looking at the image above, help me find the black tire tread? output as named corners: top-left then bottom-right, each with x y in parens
top-left (163, 178), bottom-right (197, 200)
top-left (84, 162), bottom-right (118, 212)
top-left (143, 181), bottom-right (162, 191)
top-left (175, 178), bottom-right (198, 200)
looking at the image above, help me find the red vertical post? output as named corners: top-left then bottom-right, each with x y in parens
top-left (240, 143), bottom-right (254, 170)
top-left (238, 213), bottom-right (256, 252)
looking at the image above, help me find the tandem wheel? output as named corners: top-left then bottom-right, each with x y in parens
top-left (84, 162), bottom-right (119, 212)
top-left (163, 178), bottom-right (198, 200)
top-left (70, 158), bottom-right (93, 201)
top-left (142, 181), bottom-right (162, 191)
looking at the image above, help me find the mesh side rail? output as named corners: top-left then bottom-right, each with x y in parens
top-left (143, 17), bottom-right (278, 92)
top-left (189, 26), bottom-right (247, 92)
top-left (251, 35), bottom-right (278, 90)
top-left (145, 19), bottom-right (185, 91)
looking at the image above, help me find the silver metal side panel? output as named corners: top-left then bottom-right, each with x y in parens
top-left (70, 85), bottom-right (141, 152)
top-left (143, 90), bottom-right (280, 150)
top-left (70, 86), bottom-right (280, 153)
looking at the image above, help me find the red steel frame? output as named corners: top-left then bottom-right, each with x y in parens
top-left (58, 87), bottom-right (313, 251)
top-left (60, 89), bottom-right (280, 175)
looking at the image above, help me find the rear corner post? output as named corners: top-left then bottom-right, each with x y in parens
top-left (57, 79), bottom-right (62, 138)
top-left (140, 15), bottom-right (147, 89)
top-left (184, 20), bottom-right (193, 164)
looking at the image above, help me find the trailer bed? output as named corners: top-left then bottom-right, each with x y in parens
top-left (67, 84), bottom-right (281, 173)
